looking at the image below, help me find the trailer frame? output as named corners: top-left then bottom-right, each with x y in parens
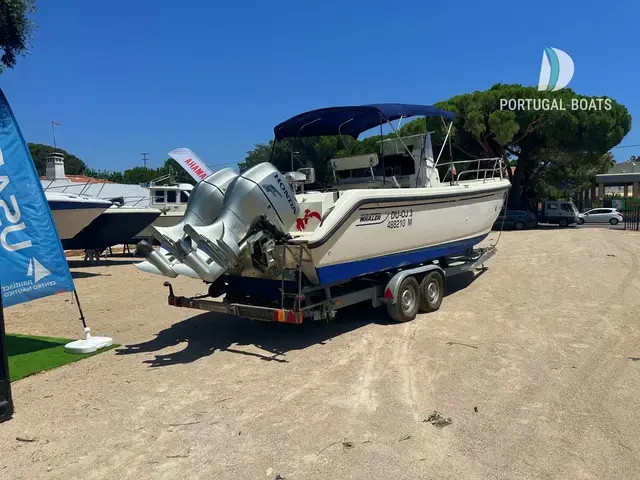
top-left (163, 245), bottom-right (497, 324)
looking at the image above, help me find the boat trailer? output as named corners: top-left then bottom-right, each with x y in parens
top-left (163, 246), bottom-right (496, 324)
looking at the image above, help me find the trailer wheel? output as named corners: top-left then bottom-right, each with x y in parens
top-left (208, 282), bottom-right (226, 298)
top-left (419, 271), bottom-right (444, 313)
top-left (387, 276), bottom-right (420, 323)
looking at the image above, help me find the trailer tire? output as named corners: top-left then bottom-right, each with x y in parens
top-left (208, 282), bottom-right (226, 298)
top-left (419, 271), bottom-right (444, 313)
top-left (387, 276), bottom-right (420, 323)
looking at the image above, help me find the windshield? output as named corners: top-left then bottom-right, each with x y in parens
top-left (568, 201), bottom-right (579, 213)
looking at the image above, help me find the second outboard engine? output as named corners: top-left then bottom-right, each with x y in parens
top-left (136, 168), bottom-right (239, 278)
top-left (179, 163), bottom-right (300, 283)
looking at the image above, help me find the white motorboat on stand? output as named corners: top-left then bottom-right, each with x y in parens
top-left (41, 152), bottom-right (196, 246)
top-left (137, 104), bottom-right (510, 322)
top-left (61, 203), bottom-right (162, 251)
top-left (46, 191), bottom-right (112, 241)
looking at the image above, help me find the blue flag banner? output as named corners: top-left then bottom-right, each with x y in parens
top-left (0, 89), bottom-right (75, 307)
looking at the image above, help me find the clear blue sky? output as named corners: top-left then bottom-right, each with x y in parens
top-left (2, 0), bottom-right (639, 172)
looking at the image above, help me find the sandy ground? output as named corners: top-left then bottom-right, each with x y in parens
top-left (2, 228), bottom-right (640, 480)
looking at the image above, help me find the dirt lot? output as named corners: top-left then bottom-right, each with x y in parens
top-left (2, 228), bottom-right (640, 480)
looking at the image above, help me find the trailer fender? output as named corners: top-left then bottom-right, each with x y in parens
top-left (383, 264), bottom-right (445, 305)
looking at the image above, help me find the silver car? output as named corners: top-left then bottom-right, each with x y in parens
top-left (578, 208), bottom-right (624, 225)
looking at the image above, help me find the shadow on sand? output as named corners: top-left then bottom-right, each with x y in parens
top-left (116, 271), bottom-right (483, 367)
top-left (67, 259), bottom-right (141, 269)
top-left (71, 271), bottom-right (106, 279)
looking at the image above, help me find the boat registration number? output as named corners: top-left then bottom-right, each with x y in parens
top-left (387, 209), bottom-right (413, 229)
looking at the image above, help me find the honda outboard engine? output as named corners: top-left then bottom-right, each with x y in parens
top-left (180, 163), bottom-right (300, 282)
top-left (136, 168), bottom-right (239, 278)
top-left (136, 163), bottom-right (300, 283)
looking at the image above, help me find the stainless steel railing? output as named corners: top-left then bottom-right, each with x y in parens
top-left (440, 157), bottom-right (505, 183)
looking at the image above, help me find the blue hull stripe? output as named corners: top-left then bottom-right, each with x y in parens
top-left (48, 200), bottom-right (110, 211)
top-left (316, 234), bottom-right (488, 284)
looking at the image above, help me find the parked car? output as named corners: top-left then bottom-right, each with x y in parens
top-left (578, 208), bottom-right (623, 225)
top-left (493, 210), bottom-right (538, 230)
top-left (536, 200), bottom-right (579, 227)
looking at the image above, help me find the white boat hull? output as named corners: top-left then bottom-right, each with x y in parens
top-left (46, 193), bottom-right (112, 240)
top-left (134, 211), bottom-right (184, 239)
top-left (51, 208), bottom-right (104, 240)
top-left (303, 180), bottom-right (510, 284)
top-left (61, 206), bottom-right (162, 250)
top-left (134, 163), bottom-right (510, 288)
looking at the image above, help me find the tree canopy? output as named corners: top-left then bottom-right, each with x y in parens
top-left (85, 158), bottom-right (196, 185)
top-left (29, 142), bottom-right (196, 185)
top-left (242, 84), bottom-right (632, 206)
top-left (28, 143), bottom-right (87, 176)
top-left (402, 84), bottom-right (631, 206)
top-left (0, 0), bottom-right (36, 73)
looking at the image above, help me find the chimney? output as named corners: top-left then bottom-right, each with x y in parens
top-left (45, 152), bottom-right (66, 180)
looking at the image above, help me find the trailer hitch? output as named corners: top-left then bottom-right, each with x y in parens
top-left (163, 281), bottom-right (175, 298)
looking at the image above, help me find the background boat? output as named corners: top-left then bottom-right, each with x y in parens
top-left (61, 204), bottom-right (162, 251)
top-left (46, 191), bottom-right (112, 241)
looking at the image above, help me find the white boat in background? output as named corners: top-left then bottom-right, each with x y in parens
top-left (40, 152), bottom-right (196, 245)
top-left (137, 104), bottom-right (510, 291)
top-left (42, 172), bottom-right (194, 242)
top-left (61, 204), bottom-right (162, 251)
top-left (45, 191), bottom-right (112, 241)
top-left (131, 182), bottom-right (194, 241)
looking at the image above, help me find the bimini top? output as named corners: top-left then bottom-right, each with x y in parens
top-left (273, 103), bottom-right (455, 140)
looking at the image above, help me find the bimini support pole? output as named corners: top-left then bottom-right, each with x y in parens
top-left (337, 118), bottom-right (354, 152)
top-left (268, 139), bottom-right (277, 163)
top-left (380, 122), bottom-right (385, 187)
top-left (427, 121), bottom-right (453, 186)
top-left (386, 118), bottom-right (422, 187)
top-left (444, 117), bottom-right (455, 185)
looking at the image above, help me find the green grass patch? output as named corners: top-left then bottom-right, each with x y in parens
top-left (7, 333), bottom-right (117, 381)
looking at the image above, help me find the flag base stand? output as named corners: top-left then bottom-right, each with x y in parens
top-left (65, 327), bottom-right (113, 354)
top-left (65, 291), bottom-right (113, 354)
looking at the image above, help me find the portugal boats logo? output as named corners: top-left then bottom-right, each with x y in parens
top-left (537, 47), bottom-right (574, 92)
top-left (499, 47), bottom-right (611, 112)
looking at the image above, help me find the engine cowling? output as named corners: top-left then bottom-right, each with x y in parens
top-left (180, 163), bottom-right (300, 282)
top-left (135, 168), bottom-right (238, 277)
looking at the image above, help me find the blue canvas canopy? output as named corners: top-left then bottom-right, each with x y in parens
top-left (273, 103), bottom-right (455, 140)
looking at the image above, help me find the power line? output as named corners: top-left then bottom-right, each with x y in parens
top-left (141, 152), bottom-right (149, 168)
top-left (612, 144), bottom-right (640, 149)
top-left (206, 160), bottom-right (241, 168)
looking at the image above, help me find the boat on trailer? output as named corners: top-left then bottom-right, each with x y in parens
top-left (137, 103), bottom-right (510, 322)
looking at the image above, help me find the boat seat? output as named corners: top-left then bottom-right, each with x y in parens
top-left (330, 153), bottom-right (379, 171)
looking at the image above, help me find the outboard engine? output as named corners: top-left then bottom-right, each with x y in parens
top-left (179, 163), bottom-right (300, 282)
top-left (135, 168), bottom-right (239, 278)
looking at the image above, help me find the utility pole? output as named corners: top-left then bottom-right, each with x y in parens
top-left (51, 121), bottom-right (60, 149)
top-left (141, 152), bottom-right (149, 169)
